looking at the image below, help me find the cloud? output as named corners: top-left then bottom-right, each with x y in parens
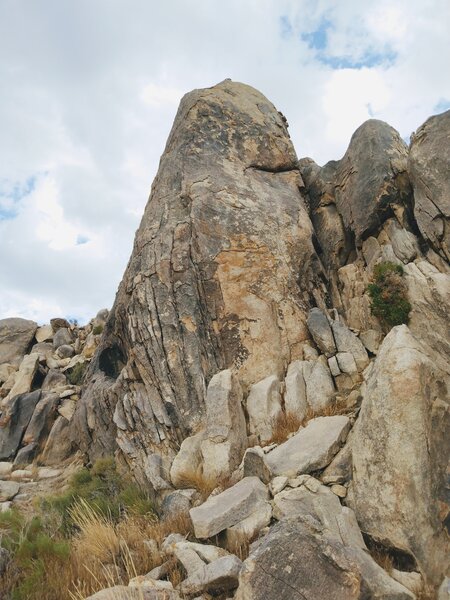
top-left (0, 0), bottom-right (449, 322)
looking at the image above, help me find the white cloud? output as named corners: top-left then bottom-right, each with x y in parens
top-left (0, 0), bottom-right (449, 322)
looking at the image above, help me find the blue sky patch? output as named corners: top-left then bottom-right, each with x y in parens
top-left (76, 234), bottom-right (90, 245)
top-left (279, 15), bottom-right (293, 39)
top-left (434, 98), bottom-right (450, 113)
top-left (0, 175), bottom-right (38, 220)
top-left (317, 49), bottom-right (397, 69)
top-left (301, 18), bottom-right (332, 51)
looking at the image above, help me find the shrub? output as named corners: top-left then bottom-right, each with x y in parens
top-left (367, 261), bottom-right (411, 328)
top-left (92, 324), bottom-right (104, 335)
top-left (66, 361), bottom-right (86, 386)
top-left (41, 457), bottom-right (155, 534)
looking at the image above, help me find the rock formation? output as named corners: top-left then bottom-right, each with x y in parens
top-left (0, 82), bottom-right (449, 598)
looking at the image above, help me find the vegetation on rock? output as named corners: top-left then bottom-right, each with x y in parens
top-left (367, 262), bottom-right (411, 328)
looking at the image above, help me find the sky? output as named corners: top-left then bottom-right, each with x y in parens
top-left (0, 0), bottom-right (449, 324)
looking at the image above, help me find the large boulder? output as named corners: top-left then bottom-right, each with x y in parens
top-left (349, 325), bottom-right (450, 587)
top-left (70, 80), bottom-right (323, 481)
top-left (235, 517), bottom-right (414, 600)
top-left (408, 109), bottom-right (450, 261)
top-left (189, 476), bottom-right (269, 539)
top-left (0, 318), bottom-right (37, 368)
top-left (265, 415), bottom-right (351, 477)
top-left (200, 369), bottom-right (247, 482)
top-left (246, 375), bottom-right (282, 444)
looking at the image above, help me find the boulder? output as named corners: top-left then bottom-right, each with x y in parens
top-left (349, 325), bottom-right (450, 587)
top-left (272, 476), bottom-right (365, 550)
top-left (224, 502), bottom-right (272, 547)
top-left (306, 308), bottom-right (336, 357)
top-left (22, 392), bottom-right (59, 449)
top-left (304, 356), bottom-right (335, 410)
top-left (35, 325), bottom-right (53, 343)
top-left (179, 555), bottom-right (242, 596)
top-left (40, 415), bottom-right (72, 464)
top-left (0, 480), bottom-right (20, 502)
top-left (242, 447), bottom-right (271, 484)
top-left (284, 360), bottom-right (308, 418)
top-left (0, 390), bottom-right (41, 460)
top-left (56, 344), bottom-right (75, 359)
top-left (50, 318), bottom-right (71, 332)
top-left (266, 415), bottom-right (350, 477)
top-left (170, 430), bottom-right (205, 488)
top-left (53, 327), bottom-right (73, 350)
top-left (236, 516), bottom-right (414, 600)
top-left (246, 375), bottom-right (282, 444)
top-left (330, 320), bottom-right (369, 371)
top-left (4, 353), bottom-right (39, 400)
top-left (408, 109), bottom-right (450, 260)
top-left (0, 318), bottom-right (37, 368)
top-left (0, 364), bottom-right (15, 385)
top-left (0, 462), bottom-right (13, 478)
top-left (201, 369), bottom-right (247, 483)
top-left (189, 476), bottom-right (269, 539)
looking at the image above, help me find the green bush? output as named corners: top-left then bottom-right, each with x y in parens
top-left (66, 361), bottom-right (86, 385)
top-left (0, 510), bottom-right (70, 600)
top-left (41, 457), bottom-right (155, 534)
top-left (92, 324), bottom-right (104, 335)
top-left (367, 261), bottom-right (411, 328)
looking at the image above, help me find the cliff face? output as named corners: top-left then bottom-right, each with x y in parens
top-left (1, 81), bottom-right (449, 596)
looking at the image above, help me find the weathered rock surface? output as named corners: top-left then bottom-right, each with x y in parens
top-left (246, 375), bottom-right (282, 444)
top-left (409, 109), bottom-right (450, 260)
top-left (179, 555), bottom-right (242, 596)
top-left (85, 586), bottom-right (180, 600)
top-left (70, 79), bottom-right (323, 478)
top-left (200, 369), bottom-right (247, 482)
top-left (236, 517), bottom-right (414, 600)
top-left (0, 391), bottom-right (41, 460)
top-left (272, 476), bottom-right (365, 550)
top-left (349, 325), bottom-right (450, 587)
top-left (265, 415), bottom-right (350, 476)
top-left (0, 480), bottom-right (20, 502)
top-left (189, 476), bottom-right (269, 538)
top-left (0, 318), bottom-right (37, 368)
top-left (307, 308), bottom-right (336, 357)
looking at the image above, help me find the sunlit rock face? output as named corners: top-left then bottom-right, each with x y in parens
top-left (70, 80), bottom-right (324, 480)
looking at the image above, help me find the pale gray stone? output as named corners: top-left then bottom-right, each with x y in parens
top-left (328, 355), bottom-right (341, 376)
top-left (266, 416), bottom-right (351, 477)
top-left (284, 360), bottom-right (308, 419)
top-left (0, 480), bottom-right (20, 501)
top-left (246, 375), bottom-right (282, 444)
top-left (179, 555), bottom-right (242, 596)
top-left (53, 327), bottom-right (73, 350)
top-left (189, 476), bottom-right (269, 539)
top-left (330, 319), bottom-right (369, 371)
top-left (201, 369), bottom-right (247, 482)
top-left (336, 351), bottom-right (358, 375)
top-left (305, 356), bottom-right (335, 411)
top-left (170, 430), bottom-right (205, 489)
top-left (306, 308), bottom-right (336, 357)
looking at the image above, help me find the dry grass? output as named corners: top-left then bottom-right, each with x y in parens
top-left (175, 468), bottom-right (235, 502)
top-left (268, 397), bottom-right (350, 446)
top-left (370, 546), bottom-right (394, 574)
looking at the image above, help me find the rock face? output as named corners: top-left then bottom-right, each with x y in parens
top-left (349, 325), bottom-right (450, 586)
top-left (409, 109), bottom-right (450, 261)
top-left (71, 80), bottom-right (323, 479)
